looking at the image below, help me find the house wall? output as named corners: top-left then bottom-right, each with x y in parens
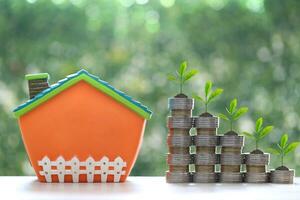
top-left (18, 80), bottom-right (146, 182)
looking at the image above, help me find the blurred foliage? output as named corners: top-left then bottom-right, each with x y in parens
top-left (0, 0), bottom-right (300, 176)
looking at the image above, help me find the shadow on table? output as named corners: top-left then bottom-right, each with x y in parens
top-left (24, 179), bottom-right (138, 195)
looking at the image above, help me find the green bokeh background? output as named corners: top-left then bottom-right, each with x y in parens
top-left (0, 0), bottom-right (300, 176)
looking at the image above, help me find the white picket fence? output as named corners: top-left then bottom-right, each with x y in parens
top-left (38, 156), bottom-right (127, 183)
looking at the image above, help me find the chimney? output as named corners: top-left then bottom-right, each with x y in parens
top-left (25, 73), bottom-right (50, 99)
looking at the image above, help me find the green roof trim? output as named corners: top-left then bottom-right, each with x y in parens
top-left (14, 70), bottom-right (152, 120)
top-left (25, 73), bottom-right (50, 80)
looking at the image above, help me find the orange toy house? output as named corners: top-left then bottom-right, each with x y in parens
top-left (13, 69), bottom-right (152, 183)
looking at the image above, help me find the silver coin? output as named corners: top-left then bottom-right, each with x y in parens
top-left (270, 170), bottom-right (294, 184)
top-left (220, 154), bottom-right (243, 165)
top-left (244, 153), bottom-right (269, 165)
top-left (167, 154), bottom-right (192, 165)
top-left (220, 135), bottom-right (244, 147)
top-left (219, 172), bottom-right (243, 183)
top-left (168, 98), bottom-right (194, 110)
top-left (167, 117), bottom-right (193, 129)
top-left (193, 172), bottom-right (217, 183)
top-left (194, 116), bottom-right (219, 128)
top-left (166, 171), bottom-right (191, 183)
top-left (167, 135), bottom-right (192, 147)
top-left (244, 172), bottom-right (268, 183)
top-left (194, 153), bottom-right (218, 165)
top-left (194, 135), bottom-right (218, 147)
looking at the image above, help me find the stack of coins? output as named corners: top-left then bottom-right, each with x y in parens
top-left (166, 97), bottom-right (194, 183)
top-left (219, 134), bottom-right (244, 183)
top-left (270, 169), bottom-right (294, 184)
top-left (193, 115), bottom-right (219, 183)
top-left (244, 153), bottom-right (269, 183)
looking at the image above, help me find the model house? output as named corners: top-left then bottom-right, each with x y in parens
top-left (13, 69), bottom-right (152, 183)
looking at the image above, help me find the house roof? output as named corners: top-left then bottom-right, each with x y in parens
top-left (13, 69), bottom-right (152, 119)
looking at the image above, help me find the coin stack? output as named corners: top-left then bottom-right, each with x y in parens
top-left (219, 134), bottom-right (244, 183)
top-left (166, 97), bottom-right (194, 183)
top-left (270, 169), bottom-right (294, 184)
top-left (244, 153), bottom-right (269, 183)
top-left (193, 115), bottom-right (219, 183)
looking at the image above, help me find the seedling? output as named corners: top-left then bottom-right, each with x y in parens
top-left (167, 61), bottom-right (198, 95)
top-left (193, 81), bottom-right (223, 114)
top-left (268, 133), bottom-right (300, 168)
top-left (243, 117), bottom-right (273, 151)
top-left (219, 98), bottom-right (248, 133)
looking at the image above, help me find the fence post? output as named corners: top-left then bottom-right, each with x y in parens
top-left (113, 157), bottom-right (124, 182)
top-left (56, 156), bottom-right (66, 183)
top-left (86, 156), bottom-right (95, 183)
top-left (71, 157), bottom-right (80, 183)
top-left (40, 156), bottom-right (52, 183)
top-left (100, 156), bottom-right (109, 182)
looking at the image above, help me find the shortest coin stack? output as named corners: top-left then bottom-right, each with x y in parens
top-left (166, 97), bottom-right (194, 183)
top-left (193, 115), bottom-right (219, 183)
top-left (244, 153), bottom-right (269, 183)
top-left (270, 169), bottom-right (294, 184)
top-left (219, 134), bottom-right (244, 183)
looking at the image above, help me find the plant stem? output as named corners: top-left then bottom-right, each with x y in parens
top-left (205, 94), bottom-right (208, 113)
top-left (281, 153), bottom-right (284, 166)
top-left (256, 141), bottom-right (258, 150)
top-left (230, 120), bottom-right (233, 131)
top-left (180, 76), bottom-right (183, 94)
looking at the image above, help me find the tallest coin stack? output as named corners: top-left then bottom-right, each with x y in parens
top-left (166, 96), bottom-right (194, 183)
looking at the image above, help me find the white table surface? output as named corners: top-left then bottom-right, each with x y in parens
top-left (2, 176), bottom-right (300, 200)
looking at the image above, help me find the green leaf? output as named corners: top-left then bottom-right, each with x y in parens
top-left (193, 94), bottom-right (205, 103)
top-left (219, 113), bottom-right (229, 121)
top-left (267, 148), bottom-right (280, 155)
top-left (229, 98), bottom-right (237, 113)
top-left (284, 142), bottom-right (300, 155)
top-left (255, 117), bottom-right (263, 132)
top-left (233, 107), bottom-right (248, 120)
top-left (205, 81), bottom-right (212, 97)
top-left (258, 126), bottom-right (273, 139)
top-left (167, 74), bottom-right (177, 81)
top-left (225, 107), bottom-right (231, 115)
top-left (280, 134), bottom-right (288, 149)
top-left (207, 88), bottom-right (223, 103)
top-left (179, 61), bottom-right (187, 76)
top-left (242, 131), bottom-right (254, 139)
top-left (183, 69), bottom-right (198, 82)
